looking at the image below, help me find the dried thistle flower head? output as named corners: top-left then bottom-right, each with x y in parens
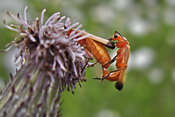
top-left (0, 6), bottom-right (90, 116)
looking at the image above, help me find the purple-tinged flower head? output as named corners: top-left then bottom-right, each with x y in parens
top-left (4, 6), bottom-right (90, 92)
top-left (0, 6), bottom-right (90, 116)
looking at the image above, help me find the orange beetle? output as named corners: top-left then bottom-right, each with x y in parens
top-left (67, 29), bottom-right (130, 91)
top-left (67, 29), bottom-right (115, 78)
top-left (95, 31), bottom-right (130, 90)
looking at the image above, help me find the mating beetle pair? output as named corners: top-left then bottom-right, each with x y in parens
top-left (67, 29), bottom-right (130, 91)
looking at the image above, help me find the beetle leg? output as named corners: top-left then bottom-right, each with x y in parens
top-left (94, 69), bottom-right (120, 81)
top-left (94, 70), bottom-right (113, 81)
top-left (87, 61), bottom-right (98, 67)
top-left (110, 65), bottom-right (127, 73)
top-left (103, 54), bottom-right (118, 67)
top-left (81, 58), bottom-right (98, 73)
top-left (94, 67), bottom-right (126, 81)
top-left (81, 59), bottom-right (89, 73)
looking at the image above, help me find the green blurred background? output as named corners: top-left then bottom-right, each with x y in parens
top-left (0, 0), bottom-right (175, 117)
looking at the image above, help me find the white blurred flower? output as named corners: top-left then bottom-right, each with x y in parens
top-left (96, 109), bottom-right (120, 117)
top-left (128, 47), bottom-right (155, 70)
top-left (148, 67), bottom-right (164, 84)
top-left (165, 0), bottom-right (175, 7)
top-left (91, 5), bottom-right (115, 24)
top-left (128, 18), bottom-right (150, 36)
top-left (163, 7), bottom-right (175, 26)
top-left (111, 0), bottom-right (132, 10)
